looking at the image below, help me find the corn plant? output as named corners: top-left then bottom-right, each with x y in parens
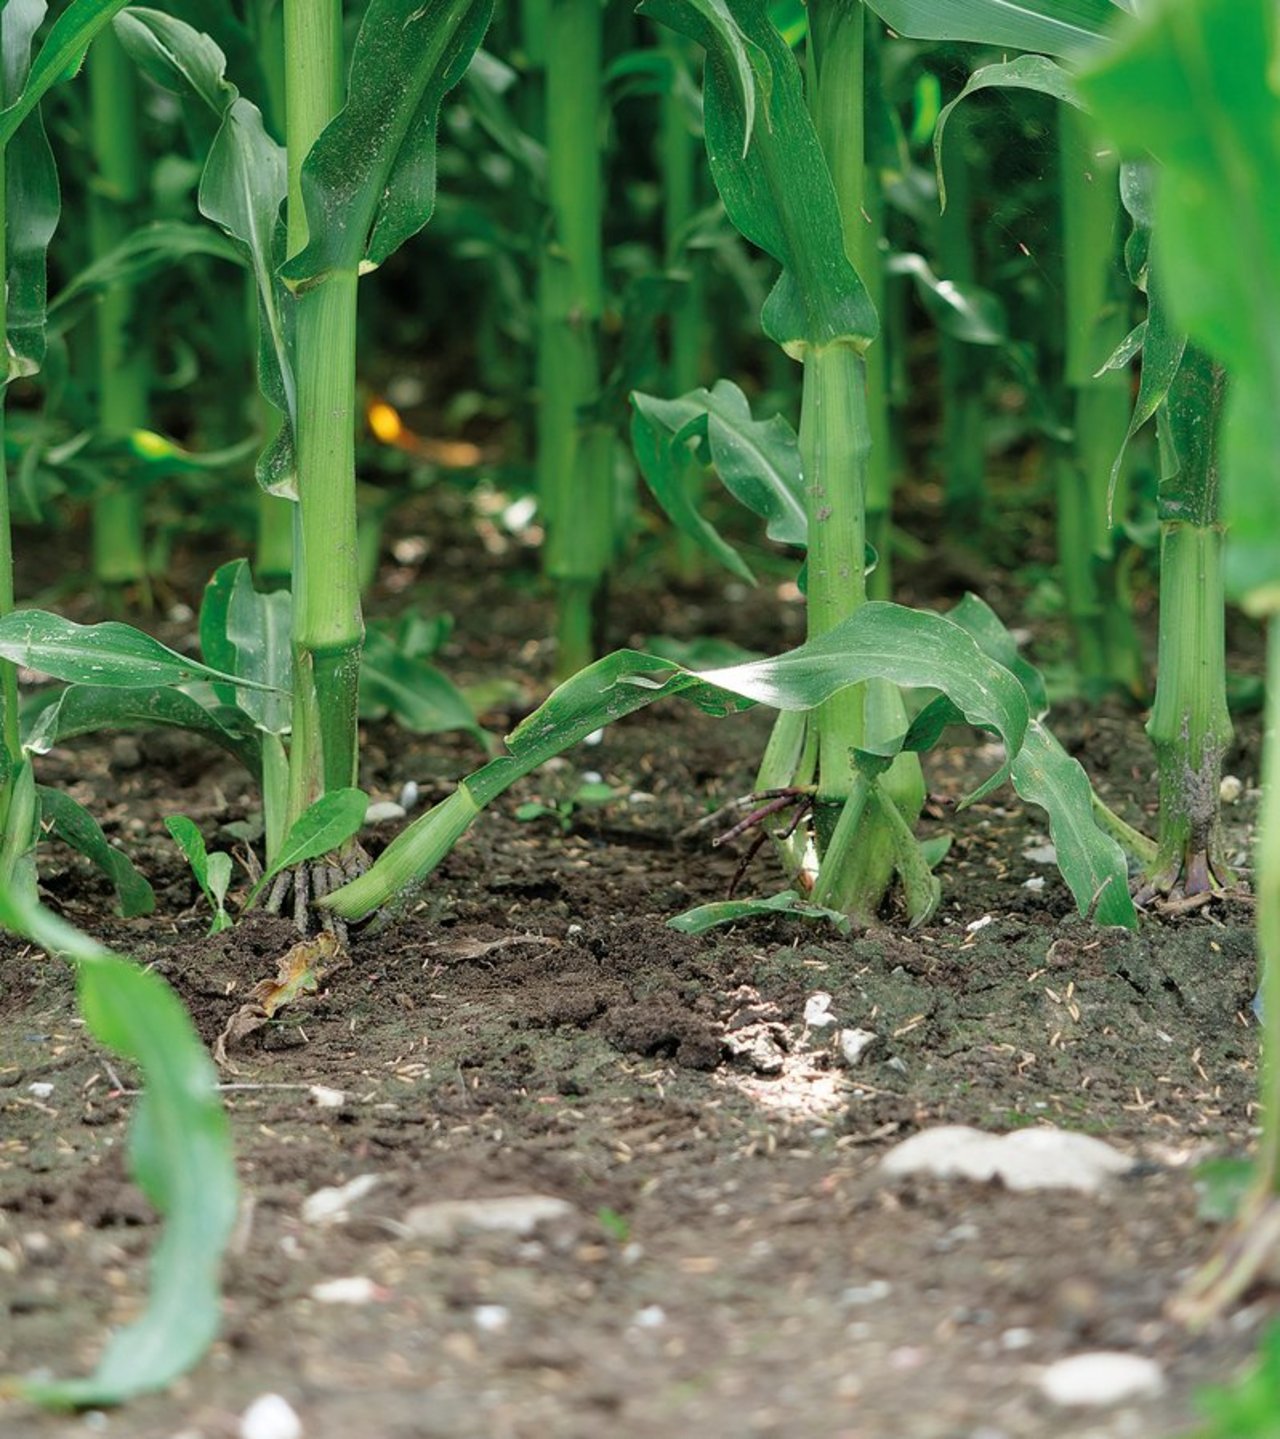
top-left (1078, 0), bottom-right (1280, 1319)
top-left (324, 0), bottom-right (1136, 935)
top-left (0, 0), bottom-right (496, 929)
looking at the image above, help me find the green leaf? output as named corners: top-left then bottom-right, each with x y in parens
top-left (1079, 0), bottom-right (1280, 611)
top-left (39, 788), bottom-right (155, 918)
top-left (358, 627), bottom-right (484, 742)
top-left (3, 0), bottom-right (61, 383)
top-left (1010, 724), bottom-right (1138, 928)
top-left (245, 788), bottom-right (368, 907)
top-left (280, 0), bottom-right (496, 289)
top-left (165, 814), bottom-right (232, 933)
top-left (943, 593), bottom-right (1136, 928)
top-left (631, 380), bottom-right (806, 582)
top-left (325, 602), bottom-right (1031, 919)
top-left (887, 253), bottom-right (1009, 346)
top-left (114, 8), bottom-right (296, 496)
top-left (0, 611), bottom-right (281, 691)
top-left (640, 0), bottom-right (875, 352)
top-left (861, 0), bottom-right (1122, 60)
top-left (0, 888), bottom-right (237, 1406)
top-left (669, 889), bottom-right (853, 935)
top-left (0, 0), bottom-right (137, 146)
top-left (22, 682), bottom-right (262, 778)
top-left (225, 562), bottom-right (293, 734)
top-left (933, 56), bottom-right (1084, 210)
top-left (49, 221), bottom-right (246, 326)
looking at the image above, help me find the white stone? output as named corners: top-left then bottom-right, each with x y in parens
top-left (365, 801), bottom-right (407, 824)
top-left (309, 1276), bottom-right (380, 1305)
top-left (1023, 845), bottom-right (1058, 865)
top-left (309, 1085), bottom-right (345, 1109)
top-left (966, 915), bottom-right (994, 934)
top-left (632, 1305), bottom-right (666, 1328)
top-left (240, 1393), bottom-right (303, 1439)
top-left (1023, 876), bottom-right (1045, 892)
top-left (804, 992), bottom-right (837, 1028)
top-left (301, 1173), bottom-right (381, 1226)
top-left (473, 1304), bottom-right (510, 1332)
top-left (1039, 1352), bottom-right (1165, 1407)
top-left (880, 1125), bottom-right (1132, 1193)
top-left (838, 1028), bottom-right (879, 1067)
top-left (398, 780), bottom-right (421, 811)
top-left (403, 1194), bottom-right (576, 1242)
top-left (1220, 775), bottom-right (1244, 804)
top-left (27, 1082), bottom-right (53, 1099)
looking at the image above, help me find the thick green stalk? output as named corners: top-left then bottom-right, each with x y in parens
top-left (1058, 107), bottom-right (1141, 696)
top-left (661, 34), bottom-right (706, 578)
top-left (87, 31), bottom-right (149, 594)
top-left (936, 107), bottom-right (986, 531)
top-left (283, 0), bottom-right (362, 819)
top-left (806, 0), bottom-right (923, 918)
top-left (0, 165), bottom-right (19, 770)
top-left (540, 0), bottom-right (610, 679)
top-left (1144, 348), bottom-right (1232, 895)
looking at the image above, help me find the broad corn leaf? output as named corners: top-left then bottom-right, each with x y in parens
top-left (861, 0), bottom-right (1123, 60)
top-left (639, 0), bottom-right (875, 352)
top-left (280, 0), bottom-right (496, 288)
top-left (0, 890), bottom-right (237, 1406)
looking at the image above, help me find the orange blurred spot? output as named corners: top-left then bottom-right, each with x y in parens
top-left (367, 399), bottom-right (404, 444)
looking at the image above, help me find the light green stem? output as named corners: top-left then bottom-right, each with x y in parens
top-left (283, 0), bottom-right (362, 820)
top-left (1258, 617), bottom-right (1280, 1192)
top-left (540, 0), bottom-right (610, 680)
top-left (1059, 106), bottom-right (1139, 695)
top-left (88, 30), bottom-right (149, 593)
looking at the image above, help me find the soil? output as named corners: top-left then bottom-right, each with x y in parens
top-left (0, 491), bottom-right (1272, 1439)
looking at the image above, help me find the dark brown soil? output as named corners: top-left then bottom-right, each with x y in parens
top-left (0, 496), bottom-right (1272, 1438)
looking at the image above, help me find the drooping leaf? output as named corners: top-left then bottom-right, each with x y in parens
top-left (639, 0), bottom-right (875, 352)
top-left (0, 0), bottom-right (137, 146)
top-left (22, 682), bottom-right (262, 778)
top-left (0, 889), bottom-right (237, 1407)
top-left (225, 562), bottom-right (292, 734)
top-left (2, 0), bottom-right (60, 382)
top-left (1080, 0), bottom-right (1280, 611)
top-left (944, 593), bottom-right (1136, 928)
top-left (631, 379), bottom-right (806, 582)
top-left (358, 627), bottom-right (484, 742)
top-left (0, 611), bottom-right (281, 691)
top-left (38, 787), bottom-right (155, 918)
top-left (280, 0), bottom-right (496, 289)
top-left (861, 0), bottom-right (1122, 60)
top-left (49, 221), bottom-right (246, 327)
top-left (325, 602), bottom-right (1031, 919)
top-left (669, 889), bottom-right (853, 935)
top-left (245, 788), bottom-right (368, 906)
top-left (887, 253), bottom-right (1009, 346)
top-left (933, 56), bottom-right (1084, 210)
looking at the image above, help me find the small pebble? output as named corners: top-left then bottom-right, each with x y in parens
top-left (839, 1029), bottom-right (879, 1067)
top-left (398, 780), bottom-right (420, 811)
top-left (966, 914), bottom-right (994, 934)
top-left (804, 992), bottom-right (837, 1028)
top-left (1022, 844), bottom-right (1057, 865)
top-left (301, 1173), bottom-right (380, 1226)
top-left (309, 1085), bottom-right (345, 1110)
top-left (841, 1280), bottom-right (891, 1306)
top-left (1001, 1327), bottom-right (1035, 1351)
top-left (1023, 876), bottom-right (1045, 892)
top-left (584, 728), bottom-right (604, 746)
top-left (309, 1276), bottom-right (381, 1305)
top-left (1220, 774), bottom-right (1243, 804)
top-left (632, 1305), bottom-right (666, 1328)
top-left (473, 1304), bottom-right (510, 1332)
top-left (240, 1393), bottom-right (303, 1439)
top-left (580, 770), bottom-right (603, 785)
top-left (27, 1082), bottom-right (53, 1099)
top-left (1039, 1351), bottom-right (1164, 1407)
top-left (365, 801), bottom-right (406, 824)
